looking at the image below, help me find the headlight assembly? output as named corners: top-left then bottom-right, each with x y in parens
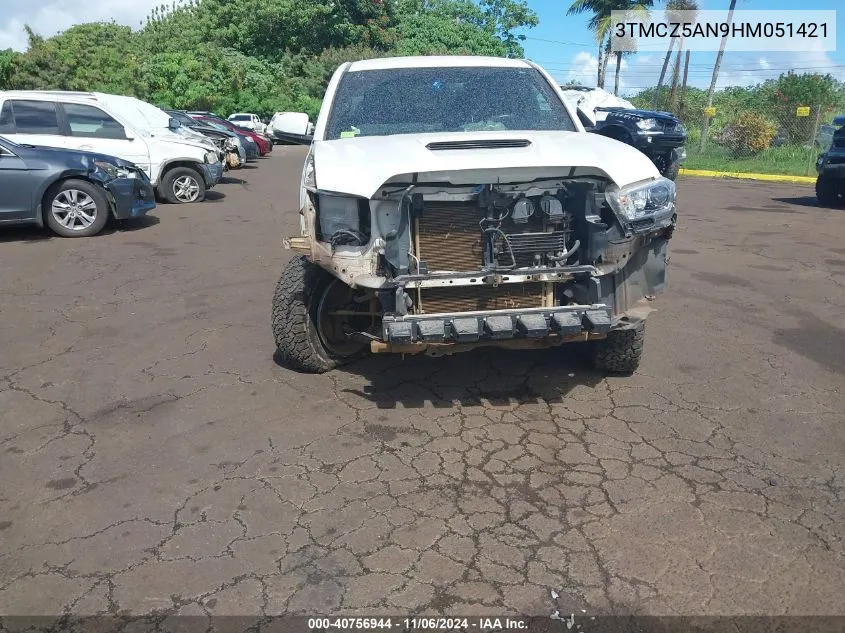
top-left (93, 159), bottom-right (133, 179)
top-left (605, 178), bottom-right (676, 222)
top-left (636, 118), bottom-right (659, 131)
top-left (204, 150), bottom-right (220, 164)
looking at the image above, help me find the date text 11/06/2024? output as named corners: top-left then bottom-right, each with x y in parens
top-left (307, 617), bottom-right (530, 630)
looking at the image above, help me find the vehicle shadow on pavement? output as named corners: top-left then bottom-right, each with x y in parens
top-left (0, 215), bottom-right (160, 242)
top-left (283, 345), bottom-right (605, 409)
top-left (771, 196), bottom-right (831, 209)
top-left (115, 216), bottom-right (160, 231)
top-left (203, 191), bottom-right (227, 202)
top-left (221, 175), bottom-right (247, 185)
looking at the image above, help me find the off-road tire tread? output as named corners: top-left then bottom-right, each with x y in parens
top-left (272, 255), bottom-right (338, 373)
top-left (662, 160), bottom-right (680, 181)
top-left (815, 176), bottom-right (838, 206)
top-left (590, 324), bottom-right (645, 375)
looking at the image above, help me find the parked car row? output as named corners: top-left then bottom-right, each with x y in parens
top-left (0, 91), bottom-right (275, 237)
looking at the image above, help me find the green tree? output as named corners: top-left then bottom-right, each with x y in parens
top-left (11, 23), bottom-right (140, 93)
top-left (566, 0), bottom-right (616, 88)
top-left (770, 72), bottom-right (839, 142)
top-left (0, 49), bottom-right (22, 89)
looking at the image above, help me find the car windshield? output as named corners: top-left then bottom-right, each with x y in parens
top-left (230, 115), bottom-right (250, 121)
top-left (169, 111), bottom-right (197, 126)
top-left (324, 66), bottom-right (576, 140)
top-left (203, 121), bottom-right (231, 133)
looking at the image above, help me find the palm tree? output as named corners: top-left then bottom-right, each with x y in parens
top-left (679, 48), bottom-right (691, 117)
top-left (567, 0), bottom-right (654, 91)
top-left (700, 0), bottom-right (737, 150)
top-left (567, 0), bottom-right (617, 88)
top-left (654, 0), bottom-right (698, 110)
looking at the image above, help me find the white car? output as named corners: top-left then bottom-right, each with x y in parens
top-left (0, 91), bottom-right (223, 203)
top-left (227, 113), bottom-right (266, 135)
top-left (267, 112), bottom-right (314, 142)
top-left (272, 56), bottom-right (677, 374)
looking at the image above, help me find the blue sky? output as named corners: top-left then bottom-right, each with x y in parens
top-left (1, 0), bottom-right (842, 96)
top-left (522, 0), bottom-right (844, 94)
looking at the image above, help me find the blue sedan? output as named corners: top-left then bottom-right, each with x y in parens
top-left (0, 136), bottom-right (155, 237)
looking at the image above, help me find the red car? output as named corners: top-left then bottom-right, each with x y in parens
top-left (189, 113), bottom-right (273, 156)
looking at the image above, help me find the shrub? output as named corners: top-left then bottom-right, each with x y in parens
top-left (715, 111), bottom-right (777, 156)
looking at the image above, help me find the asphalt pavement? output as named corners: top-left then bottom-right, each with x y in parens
top-left (1, 148), bottom-right (843, 620)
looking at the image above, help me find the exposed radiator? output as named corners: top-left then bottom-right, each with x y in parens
top-left (417, 203), bottom-right (482, 271)
top-left (419, 284), bottom-right (545, 314)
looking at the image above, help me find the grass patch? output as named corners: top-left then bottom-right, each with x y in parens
top-left (683, 143), bottom-right (819, 176)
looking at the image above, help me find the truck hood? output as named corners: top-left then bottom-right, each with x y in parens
top-left (312, 131), bottom-right (659, 198)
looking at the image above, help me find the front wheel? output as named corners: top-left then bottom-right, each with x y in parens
top-left (652, 153), bottom-right (680, 181)
top-left (44, 179), bottom-right (110, 237)
top-left (272, 256), bottom-right (370, 373)
top-left (587, 322), bottom-right (645, 375)
top-left (161, 167), bottom-right (206, 204)
top-left (815, 175), bottom-right (839, 206)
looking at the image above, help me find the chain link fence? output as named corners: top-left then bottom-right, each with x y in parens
top-left (633, 87), bottom-right (842, 177)
top-left (688, 103), bottom-right (827, 177)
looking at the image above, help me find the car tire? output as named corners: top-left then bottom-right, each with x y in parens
top-left (161, 167), bottom-right (206, 204)
top-left (662, 159), bottom-right (681, 181)
top-left (815, 175), bottom-right (839, 206)
top-left (44, 179), bottom-right (110, 238)
top-left (587, 322), bottom-right (645, 375)
top-left (272, 255), bottom-right (367, 373)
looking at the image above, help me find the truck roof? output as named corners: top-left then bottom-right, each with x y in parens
top-left (346, 56), bottom-right (532, 72)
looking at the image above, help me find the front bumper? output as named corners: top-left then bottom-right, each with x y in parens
top-left (202, 162), bottom-right (224, 187)
top-left (381, 304), bottom-right (613, 349)
top-left (637, 132), bottom-right (687, 151)
top-left (105, 174), bottom-right (156, 219)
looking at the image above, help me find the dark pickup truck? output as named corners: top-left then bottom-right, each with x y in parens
top-left (562, 87), bottom-right (687, 180)
top-left (587, 107), bottom-right (687, 180)
top-left (815, 115), bottom-right (845, 207)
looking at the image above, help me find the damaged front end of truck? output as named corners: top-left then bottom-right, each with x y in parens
top-left (277, 132), bottom-right (676, 374)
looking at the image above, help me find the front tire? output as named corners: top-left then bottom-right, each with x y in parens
top-left (161, 167), bottom-right (206, 204)
top-left (272, 256), bottom-right (368, 373)
top-left (588, 322), bottom-right (645, 375)
top-left (44, 179), bottom-right (110, 238)
top-left (815, 175), bottom-right (839, 206)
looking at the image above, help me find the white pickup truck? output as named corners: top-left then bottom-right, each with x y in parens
top-left (272, 56), bottom-right (677, 375)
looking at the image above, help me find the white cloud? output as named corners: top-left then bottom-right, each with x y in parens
top-left (565, 51), bottom-right (629, 92)
top-left (566, 51), bottom-right (599, 86)
top-left (1, 0), bottom-right (163, 51)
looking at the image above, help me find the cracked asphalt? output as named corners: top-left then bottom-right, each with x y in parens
top-left (1, 148), bottom-right (844, 621)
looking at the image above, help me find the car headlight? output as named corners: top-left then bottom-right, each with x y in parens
top-left (303, 152), bottom-right (316, 189)
top-left (636, 118), bottom-right (659, 130)
top-left (93, 159), bottom-right (133, 179)
top-left (225, 138), bottom-right (238, 150)
top-left (605, 178), bottom-right (676, 221)
top-left (204, 150), bottom-right (219, 164)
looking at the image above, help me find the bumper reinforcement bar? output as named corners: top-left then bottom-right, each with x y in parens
top-left (382, 304), bottom-right (613, 345)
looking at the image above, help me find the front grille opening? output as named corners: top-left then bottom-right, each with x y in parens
top-left (418, 283), bottom-right (545, 314)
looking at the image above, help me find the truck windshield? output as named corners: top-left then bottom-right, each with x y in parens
top-left (324, 66), bottom-right (576, 140)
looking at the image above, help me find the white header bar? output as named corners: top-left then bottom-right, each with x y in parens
top-left (610, 10), bottom-right (837, 52)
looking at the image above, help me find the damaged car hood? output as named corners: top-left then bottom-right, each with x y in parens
top-left (312, 130), bottom-right (659, 198)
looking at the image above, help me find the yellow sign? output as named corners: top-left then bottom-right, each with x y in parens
top-left (796, 106), bottom-right (811, 117)
top-left (704, 106), bottom-right (716, 116)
